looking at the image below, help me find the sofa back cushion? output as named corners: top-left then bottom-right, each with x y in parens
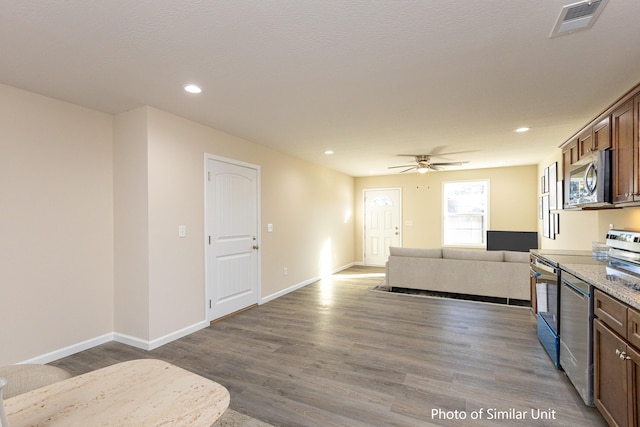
top-left (389, 247), bottom-right (442, 258)
top-left (442, 248), bottom-right (504, 262)
top-left (504, 250), bottom-right (530, 263)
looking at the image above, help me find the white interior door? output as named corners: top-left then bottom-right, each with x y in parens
top-left (206, 156), bottom-right (260, 321)
top-left (363, 188), bottom-right (401, 266)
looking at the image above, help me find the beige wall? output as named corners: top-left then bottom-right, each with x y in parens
top-left (113, 107), bottom-right (355, 343)
top-left (354, 165), bottom-right (538, 259)
top-left (1, 85), bottom-right (355, 363)
top-left (113, 108), bottom-right (150, 340)
top-left (0, 84), bottom-right (114, 364)
top-left (145, 108), bottom-right (355, 314)
top-left (538, 151), bottom-right (640, 250)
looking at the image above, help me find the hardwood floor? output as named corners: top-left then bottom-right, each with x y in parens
top-left (50, 266), bottom-right (607, 426)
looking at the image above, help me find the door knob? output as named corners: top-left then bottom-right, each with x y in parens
top-left (253, 245), bottom-right (259, 250)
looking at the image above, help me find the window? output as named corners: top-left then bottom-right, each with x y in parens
top-left (442, 180), bottom-right (489, 247)
top-left (370, 195), bottom-right (392, 206)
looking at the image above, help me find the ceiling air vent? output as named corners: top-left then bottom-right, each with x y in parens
top-left (550, 0), bottom-right (608, 38)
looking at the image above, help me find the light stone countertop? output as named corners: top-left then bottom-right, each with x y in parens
top-left (560, 261), bottom-right (640, 310)
top-left (531, 249), bottom-right (640, 310)
top-left (5, 358), bottom-right (230, 426)
top-left (532, 249), bottom-right (594, 257)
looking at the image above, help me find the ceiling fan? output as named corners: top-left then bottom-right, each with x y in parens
top-left (388, 154), bottom-right (469, 174)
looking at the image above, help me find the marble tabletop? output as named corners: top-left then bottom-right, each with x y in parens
top-left (5, 359), bottom-right (230, 426)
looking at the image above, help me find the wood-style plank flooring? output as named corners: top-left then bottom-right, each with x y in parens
top-left (50, 266), bottom-right (607, 426)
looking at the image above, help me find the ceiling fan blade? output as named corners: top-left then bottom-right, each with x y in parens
top-left (388, 164), bottom-right (417, 169)
top-left (430, 161), bottom-right (468, 166)
top-left (397, 150), bottom-right (477, 158)
top-left (427, 150), bottom-right (477, 158)
top-left (425, 145), bottom-right (448, 156)
top-left (399, 166), bottom-right (417, 173)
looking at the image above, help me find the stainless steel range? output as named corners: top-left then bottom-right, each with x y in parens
top-left (606, 229), bottom-right (640, 267)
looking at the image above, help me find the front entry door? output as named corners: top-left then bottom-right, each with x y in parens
top-left (206, 156), bottom-right (260, 321)
top-left (363, 188), bottom-right (401, 266)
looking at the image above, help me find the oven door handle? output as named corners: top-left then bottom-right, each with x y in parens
top-left (562, 278), bottom-right (590, 298)
top-left (532, 258), bottom-right (557, 275)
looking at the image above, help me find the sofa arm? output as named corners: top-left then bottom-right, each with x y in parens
top-left (0, 364), bottom-right (71, 398)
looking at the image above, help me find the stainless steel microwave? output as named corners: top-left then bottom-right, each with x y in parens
top-left (568, 149), bottom-right (612, 208)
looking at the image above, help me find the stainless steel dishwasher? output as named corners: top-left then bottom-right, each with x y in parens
top-left (559, 270), bottom-right (593, 406)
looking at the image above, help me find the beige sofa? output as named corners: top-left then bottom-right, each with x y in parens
top-left (385, 247), bottom-right (530, 302)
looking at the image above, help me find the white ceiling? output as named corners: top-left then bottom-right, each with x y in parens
top-left (2, 0), bottom-right (640, 176)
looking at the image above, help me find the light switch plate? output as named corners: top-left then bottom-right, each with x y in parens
top-left (178, 225), bottom-right (187, 238)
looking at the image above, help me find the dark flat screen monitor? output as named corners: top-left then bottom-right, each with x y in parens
top-left (486, 231), bottom-right (538, 252)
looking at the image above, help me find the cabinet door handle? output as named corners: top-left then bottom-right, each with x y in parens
top-left (616, 349), bottom-right (631, 360)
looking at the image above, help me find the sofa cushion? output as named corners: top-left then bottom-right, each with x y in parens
top-left (504, 250), bottom-right (530, 263)
top-left (389, 247), bottom-right (442, 258)
top-left (442, 248), bottom-right (504, 262)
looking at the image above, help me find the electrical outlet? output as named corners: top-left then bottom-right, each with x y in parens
top-left (283, 266), bottom-right (288, 276)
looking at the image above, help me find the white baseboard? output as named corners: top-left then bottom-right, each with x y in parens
top-left (114, 320), bottom-right (210, 351)
top-left (147, 320), bottom-right (209, 350)
top-left (20, 321), bottom-right (210, 364)
top-left (334, 262), bottom-right (357, 274)
top-left (112, 332), bottom-right (149, 350)
top-left (20, 333), bottom-right (114, 365)
top-left (260, 262), bottom-right (355, 304)
top-left (20, 264), bottom-right (360, 364)
top-left (260, 275), bottom-right (319, 304)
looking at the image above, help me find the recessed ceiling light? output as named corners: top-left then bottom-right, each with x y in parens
top-left (184, 84), bottom-right (202, 94)
top-left (324, 150), bottom-right (334, 155)
top-left (515, 127), bottom-right (530, 133)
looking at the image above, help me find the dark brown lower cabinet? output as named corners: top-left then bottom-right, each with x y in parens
top-left (594, 318), bottom-right (640, 427)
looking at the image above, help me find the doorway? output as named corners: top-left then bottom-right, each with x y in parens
top-left (363, 188), bottom-right (402, 266)
top-left (205, 155), bottom-right (261, 321)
